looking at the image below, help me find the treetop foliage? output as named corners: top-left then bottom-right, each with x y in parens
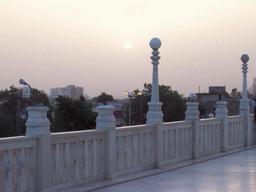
top-left (123, 83), bottom-right (187, 125)
top-left (51, 95), bottom-right (97, 132)
top-left (96, 92), bottom-right (114, 105)
top-left (0, 86), bottom-right (51, 137)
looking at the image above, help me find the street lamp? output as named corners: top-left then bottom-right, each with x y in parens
top-left (125, 90), bottom-right (150, 125)
top-left (19, 79), bottom-right (34, 105)
top-left (19, 79), bottom-right (32, 92)
top-left (125, 91), bottom-right (134, 126)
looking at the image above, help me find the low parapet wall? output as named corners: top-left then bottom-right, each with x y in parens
top-left (0, 106), bottom-right (255, 191)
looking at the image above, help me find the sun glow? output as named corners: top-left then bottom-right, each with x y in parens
top-left (124, 41), bottom-right (133, 49)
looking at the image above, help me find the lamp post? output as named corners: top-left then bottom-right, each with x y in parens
top-left (19, 79), bottom-right (32, 92)
top-left (125, 91), bottom-right (134, 126)
top-left (146, 37), bottom-right (163, 125)
top-left (126, 90), bottom-right (150, 125)
top-left (19, 79), bottom-right (34, 106)
top-left (239, 54), bottom-right (250, 116)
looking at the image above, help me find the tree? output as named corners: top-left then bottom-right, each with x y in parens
top-left (230, 88), bottom-right (241, 99)
top-left (0, 86), bottom-right (24, 136)
top-left (0, 86), bottom-right (52, 137)
top-left (159, 85), bottom-right (187, 122)
top-left (123, 83), bottom-right (187, 125)
top-left (30, 89), bottom-right (50, 106)
top-left (51, 95), bottom-right (97, 132)
top-left (0, 113), bottom-right (16, 137)
top-left (96, 92), bottom-right (114, 105)
top-left (0, 89), bottom-right (9, 99)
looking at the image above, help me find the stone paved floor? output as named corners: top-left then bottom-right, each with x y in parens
top-left (60, 147), bottom-right (256, 192)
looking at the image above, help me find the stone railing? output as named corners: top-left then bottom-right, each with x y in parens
top-left (0, 102), bottom-right (255, 191)
top-left (0, 136), bottom-right (37, 192)
top-left (49, 130), bottom-right (106, 191)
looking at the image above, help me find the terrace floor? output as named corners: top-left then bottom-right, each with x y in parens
top-left (60, 146), bottom-right (256, 192)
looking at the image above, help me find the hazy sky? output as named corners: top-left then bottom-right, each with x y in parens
top-left (1, 0), bottom-right (256, 99)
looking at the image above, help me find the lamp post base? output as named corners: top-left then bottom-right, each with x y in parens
top-left (239, 99), bottom-right (250, 116)
top-left (146, 102), bottom-right (163, 125)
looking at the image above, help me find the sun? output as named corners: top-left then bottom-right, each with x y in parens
top-left (123, 41), bottom-right (133, 49)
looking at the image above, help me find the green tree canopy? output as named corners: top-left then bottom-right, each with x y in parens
top-left (0, 86), bottom-right (52, 137)
top-left (230, 88), bottom-right (241, 99)
top-left (0, 112), bottom-right (15, 137)
top-left (51, 95), bottom-right (97, 132)
top-left (31, 89), bottom-right (50, 106)
top-left (0, 86), bottom-right (24, 136)
top-left (123, 83), bottom-right (187, 125)
top-left (0, 89), bottom-right (9, 99)
top-left (96, 92), bottom-right (114, 105)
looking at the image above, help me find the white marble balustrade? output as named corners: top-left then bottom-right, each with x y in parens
top-left (0, 136), bottom-right (37, 192)
top-left (227, 116), bottom-right (245, 150)
top-left (115, 125), bottom-right (155, 176)
top-left (49, 130), bottom-right (105, 191)
top-left (0, 105), bottom-right (255, 192)
top-left (198, 118), bottom-right (222, 156)
top-left (249, 115), bottom-right (255, 144)
top-left (162, 121), bottom-right (192, 165)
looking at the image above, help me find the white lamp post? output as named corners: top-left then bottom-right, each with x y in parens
top-left (146, 37), bottom-right (163, 125)
top-left (239, 54), bottom-right (250, 115)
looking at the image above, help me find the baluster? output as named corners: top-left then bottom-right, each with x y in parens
top-left (65, 143), bottom-right (70, 181)
top-left (164, 131), bottom-right (168, 160)
top-left (6, 150), bottom-right (13, 192)
top-left (20, 148), bottom-right (25, 191)
top-left (84, 141), bottom-right (89, 178)
top-left (75, 142), bottom-right (80, 180)
top-left (133, 134), bottom-right (138, 168)
top-left (92, 140), bottom-right (97, 176)
top-left (55, 144), bottom-right (60, 184)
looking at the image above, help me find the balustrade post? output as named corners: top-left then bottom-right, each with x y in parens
top-left (96, 105), bottom-right (116, 179)
top-left (25, 106), bottom-right (51, 191)
top-left (154, 124), bottom-right (164, 168)
top-left (239, 54), bottom-right (251, 146)
top-left (215, 101), bottom-right (228, 152)
top-left (185, 101), bottom-right (200, 159)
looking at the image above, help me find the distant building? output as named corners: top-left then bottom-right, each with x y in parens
top-left (106, 100), bottom-right (128, 125)
top-left (84, 94), bottom-right (90, 100)
top-left (253, 78), bottom-right (256, 97)
top-left (50, 85), bottom-right (83, 100)
top-left (196, 86), bottom-right (239, 118)
top-left (21, 87), bottom-right (45, 98)
top-left (22, 87), bottom-right (31, 98)
top-left (209, 86), bottom-right (226, 95)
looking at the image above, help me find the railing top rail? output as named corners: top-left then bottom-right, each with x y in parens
top-left (50, 129), bottom-right (105, 139)
top-left (116, 124), bottom-right (153, 130)
top-left (0, 136), bottom-right (38, 151)
top-left (228, 115), bottom-right (244, 118)
top-left (199, 118), bottom-right (222, 126)
top-left (227, 115), bottom-right (245, 121)
top-left (116, 124), bottom-right (154, 134)
top-left (0, 135), bottom-right (37, 143)
top-left (163, 120), bottom-right (190, 126)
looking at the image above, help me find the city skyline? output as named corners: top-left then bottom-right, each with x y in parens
top-left (2, 0), bottom-right (256, 99)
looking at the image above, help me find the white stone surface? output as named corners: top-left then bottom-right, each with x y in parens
top-left (60, 147), bottom-right (256, 192)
